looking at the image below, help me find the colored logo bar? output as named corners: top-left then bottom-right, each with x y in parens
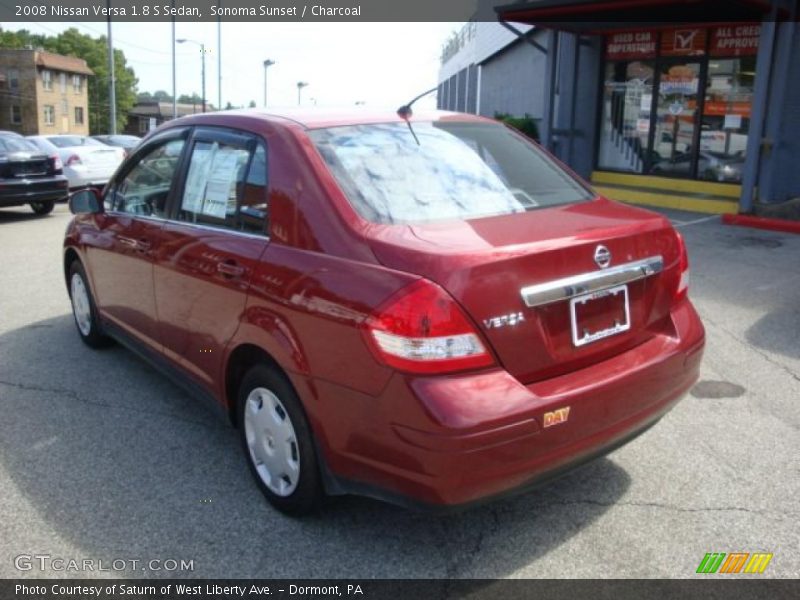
top-left (696, 552), bottom-right (773, 574)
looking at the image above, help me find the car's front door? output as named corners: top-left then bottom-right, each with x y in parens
top-left (154, 127), bottom-right (269, 391)
top-left (85, 130), bottom-right (188, 351)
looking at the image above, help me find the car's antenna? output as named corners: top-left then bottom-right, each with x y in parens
top-left (397, 86), bottom-right (437, 146)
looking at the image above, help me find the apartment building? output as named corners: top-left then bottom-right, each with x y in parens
top-left (0, 48), bottom-right (93, 136)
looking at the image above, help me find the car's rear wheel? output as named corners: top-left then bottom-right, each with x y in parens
top-left (30, 200), bottom-right (54, 215)
top-left (237, 364), bottom-right (322, 516)
top-left (68, 261), bottom-right (111, 348)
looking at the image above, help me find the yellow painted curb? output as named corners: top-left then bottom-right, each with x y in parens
top-left (593, 185), bottom-right (738, 215)
top-left (591, 171), bottom-right (741, 199)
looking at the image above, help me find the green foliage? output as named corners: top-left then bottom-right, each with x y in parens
top-left (248, 100), bottom-right (256, 108)
top-left (178, 93), bottom-right (203, 104)
top-left (139, 90), bottom-right (173, 102)
top-left (0, 27), bottom-right (138, 134)
top-left (494, 112), bottom-right (540, 142)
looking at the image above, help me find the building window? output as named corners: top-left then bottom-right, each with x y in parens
top-left (139, 118), bottom-right (150, 134)
top-left (8, 68), bottom-right (19, 91)
top-left (42, 69), bottom-right (52, 91)
top-left (43, 105), bottom-right (55, 125)
top-left (72, 75), bottom-right (82, 93)
top-left (597, 24), bottom-right (759, 182)
top-left (10, 105), bottom-right (22, 124)
top-left (597, 60), bottom-right (655, 174)
top-left (74, 106), bottom-right (84, 125)
top-left (60, 72), bottom-right (67, 93)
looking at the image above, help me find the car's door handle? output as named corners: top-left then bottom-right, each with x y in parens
top-left (118, 236), bottom-right (151, 253)
top-left (118, 235), bottom-right (138, 248)
top-left (217, 261), bottom-right (246, 278)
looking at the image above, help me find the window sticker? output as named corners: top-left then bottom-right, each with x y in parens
top-left (182, 143), bottom-right (217, 214)
top-left (203, 148), bottom-right (242, 219)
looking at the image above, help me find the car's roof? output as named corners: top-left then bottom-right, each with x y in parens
top-left (174, 108), bottom-right (495, 130)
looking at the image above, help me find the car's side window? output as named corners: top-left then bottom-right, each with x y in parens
top-left (177, 138), bottom-right (268, 235)
top-left (239, 144), bottom-right (268, 234)
top-left (110, 138), bottom-right (186, 217)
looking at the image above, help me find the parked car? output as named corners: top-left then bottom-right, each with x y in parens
top-left (0, 132), bottom-right (68, 215)
top-left (92, 134), bottom-right (142, 156)
top-left (28, 134), bottom-right (124, 190)
top-left (63, 109), bottom-right (704, 515)
top-left (651, 150), bottom-right (744, 182)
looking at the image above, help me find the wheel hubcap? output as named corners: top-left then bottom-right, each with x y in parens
top-left (244, 387), bottom-right (300, 497)
top-left (70, 273), bottom-right (92, 336)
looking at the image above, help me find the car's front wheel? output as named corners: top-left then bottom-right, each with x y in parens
top-left (68, 261), bottom-right (111, 348)
top-left (237, 364), bottom-right (322, 516)
top-left (30, 200), bottom-right (54, 215)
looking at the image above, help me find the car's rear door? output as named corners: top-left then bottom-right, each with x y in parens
top-left (154, 127), bottom-right (269, 391)
top-left (84, 128), bottom-right (189, 351)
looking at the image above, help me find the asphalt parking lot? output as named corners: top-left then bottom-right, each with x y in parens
top-left (0, 203), bottom-right (798, 579)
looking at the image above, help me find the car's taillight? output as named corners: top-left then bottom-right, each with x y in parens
top-left (51, 153), bottom-right (63, 171)
top-left (675, 231), bottom-right (690, 301)
top-left (363, 279), bottom-right (495, 374)
top-left (65, 154), bottom-right (81, 167)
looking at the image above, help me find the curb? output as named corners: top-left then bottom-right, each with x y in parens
top-left (721, 214), bottom-right (800, 235)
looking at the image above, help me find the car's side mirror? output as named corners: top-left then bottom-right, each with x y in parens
top-left (68, 188), bottom-right (103, 215)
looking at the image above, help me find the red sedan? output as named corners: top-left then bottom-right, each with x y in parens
top-left (63, 109), bottom-right (704, 515)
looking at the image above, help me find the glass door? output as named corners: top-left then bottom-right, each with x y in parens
top-left (649, 61), bottom-right (703, 178)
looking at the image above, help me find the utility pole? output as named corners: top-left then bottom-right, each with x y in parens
top-left (177, 39), bottom-right (206, 113)
top-left (217, 9), bottom-right (222, 110)
top-left (171, 1), bottom-right (176, 119)
top-left (106, 0), bottom-right (116, 134)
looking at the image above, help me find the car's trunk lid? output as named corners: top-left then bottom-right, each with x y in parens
top-left (0, 151), bottom-right (51, 178)
top-left (367, 198), bottom-right (684, 384)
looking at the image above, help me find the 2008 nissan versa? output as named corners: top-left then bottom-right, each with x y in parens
top-left (63, 108), bottom-right (704, 515)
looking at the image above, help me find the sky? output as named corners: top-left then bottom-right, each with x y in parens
top-left (3, 21), bottom-right (461, 111)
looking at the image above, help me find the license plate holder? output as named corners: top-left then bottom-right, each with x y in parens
top-left (569, 284), bottom-right (630, 347)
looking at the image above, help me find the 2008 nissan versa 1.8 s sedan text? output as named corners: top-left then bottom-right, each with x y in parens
top-left (63, 109), bottom-right (704, 515)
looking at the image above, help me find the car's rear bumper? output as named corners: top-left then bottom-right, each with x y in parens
top-left (64, 165), bottom-right (114, 189)
top-left (0, 176), bottom-right (69, 206)
top-left (308, 299), bottom-right (705, 509)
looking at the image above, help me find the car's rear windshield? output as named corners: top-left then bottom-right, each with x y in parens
top-left (309, 121), bottom-right (593, 225)
top-left (0, 135), bottom-right (40, 153)
top-left (47, 136), bottom-right (102, 148)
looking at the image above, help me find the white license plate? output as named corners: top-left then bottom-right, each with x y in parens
top-left (569, 284), bottom-right (631, 347)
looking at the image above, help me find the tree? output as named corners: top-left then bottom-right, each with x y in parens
top-left (0, 27), bottom-right (138, 134)
top-left (152, 90), bottom-right (172, 102)
top-left (248, 100), bottom-right (256, 108)
top-left (178, 93), bottom-right (203, 104)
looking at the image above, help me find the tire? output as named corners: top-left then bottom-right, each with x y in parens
top-left (237, 364), bottom-right (322, 516)
top-left (68, 261), bottom-right (112, 348)
top-left (30, 200), bottom-right (55, 215)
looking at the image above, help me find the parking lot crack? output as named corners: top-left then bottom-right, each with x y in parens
top-left (0, 378), bottom-right (217, 429)
top-left (543, 497), bottom-right (797, 519)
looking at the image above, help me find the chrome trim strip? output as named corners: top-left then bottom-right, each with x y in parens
top-left (521, 255), bottom-right (664, 308)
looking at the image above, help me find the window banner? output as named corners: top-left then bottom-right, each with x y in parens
top-left (710, 24), bottom-right (761, 56)
top-left (605, 30), bottom-right (657, 60)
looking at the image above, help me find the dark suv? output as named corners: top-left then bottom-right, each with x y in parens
top-left (0, 133), bottom-right (69, 215)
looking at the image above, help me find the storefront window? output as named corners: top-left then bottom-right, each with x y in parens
top-left (597, 61), bottom-right (655, 173)
top-left (697, 56), bottom-right (755, 182)
top-left (597, 24), bottom-right (760, 183)
top-left (649, 61), bottom-right (701, 177)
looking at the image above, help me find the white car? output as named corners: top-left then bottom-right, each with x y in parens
top-left (27, 135), bottom-right (125, 190)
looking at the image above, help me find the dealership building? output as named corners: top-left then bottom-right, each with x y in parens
top-left (437, 0), bottom-right (800, 215)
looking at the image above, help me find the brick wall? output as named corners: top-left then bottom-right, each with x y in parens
top-left (0, 49), bottom-right (90, 136)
